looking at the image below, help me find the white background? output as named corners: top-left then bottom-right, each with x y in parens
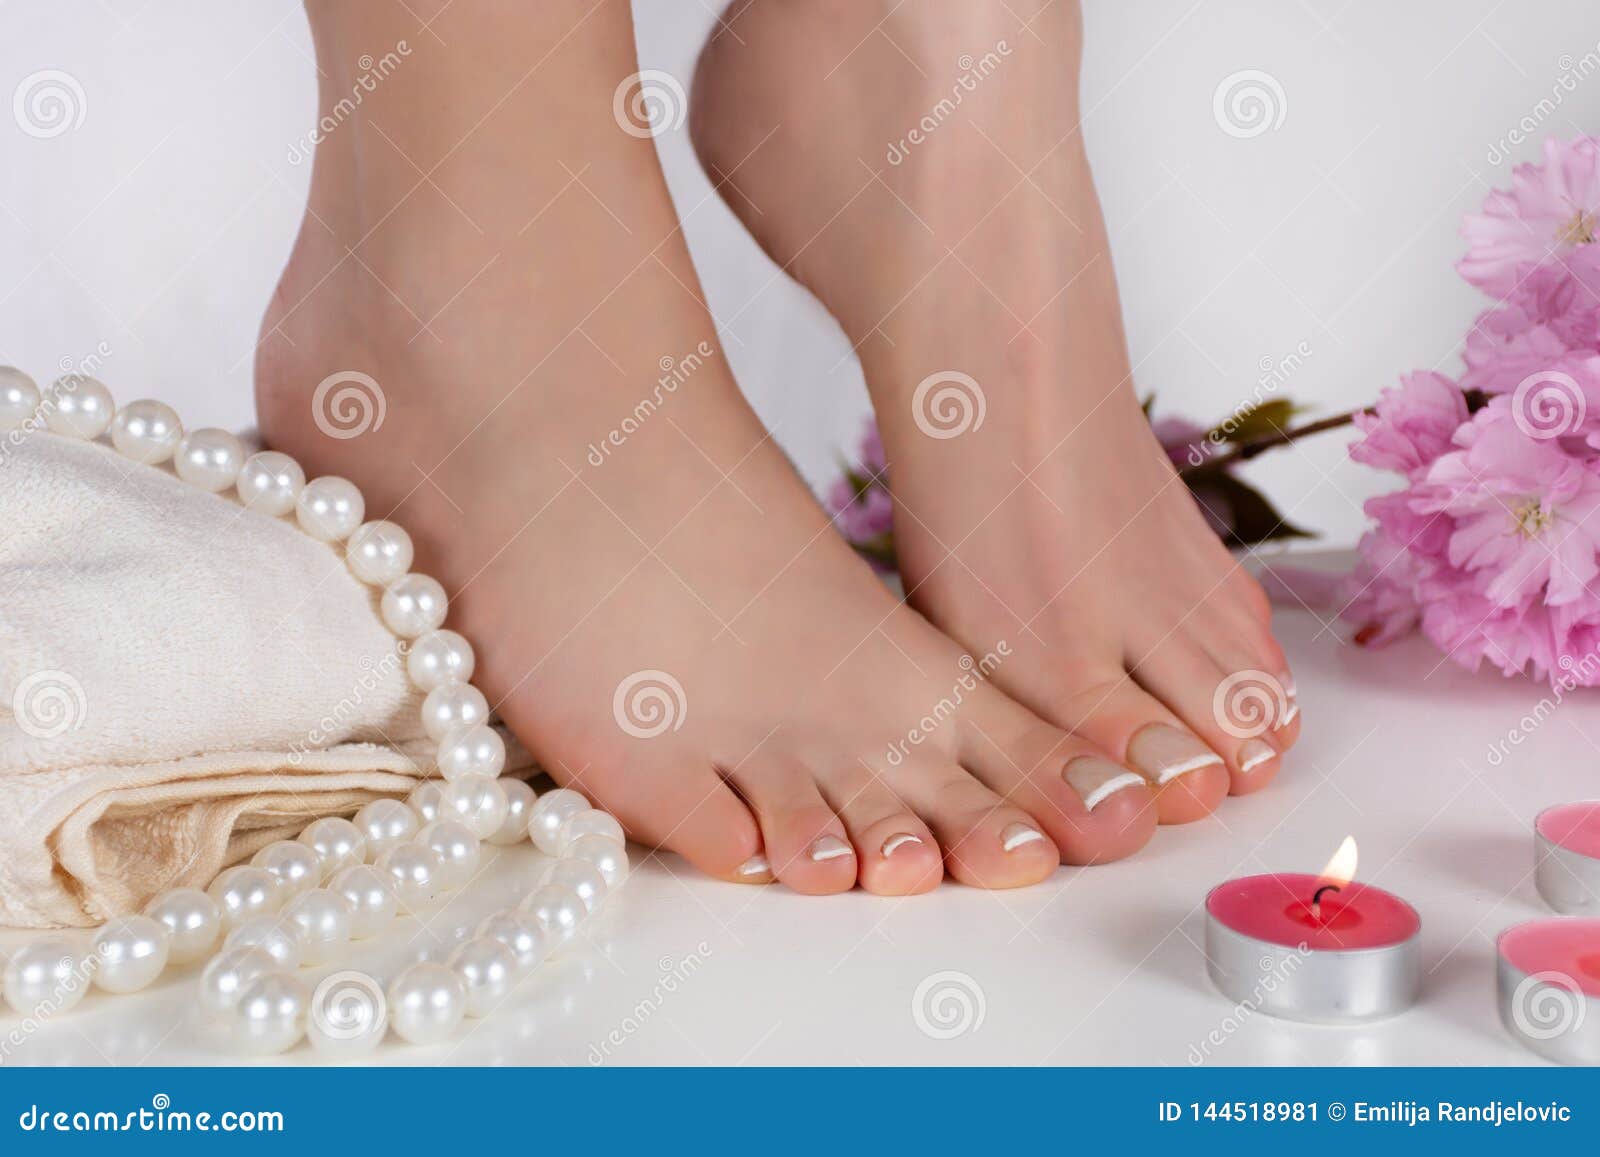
top-left (3, 1), bottom-right (1600, 546)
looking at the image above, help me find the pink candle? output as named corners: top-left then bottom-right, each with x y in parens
top-left (1497, 918), bottom-right (1600, 1065)
top-left (1203, 838), bottom-right (1422, 1023)
top-left (1535, 802), bottom-right (1600, 914)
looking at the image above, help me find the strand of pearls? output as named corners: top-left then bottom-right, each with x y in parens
top-left (0, 368), bottom-right (629, 1055)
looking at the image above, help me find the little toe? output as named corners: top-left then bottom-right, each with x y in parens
top-left (882, 759), bottom-right (1060, 889)
top-left (727, 759), bottom-right (858, 895)
top-left (817, 766), bottom-right (942, 895)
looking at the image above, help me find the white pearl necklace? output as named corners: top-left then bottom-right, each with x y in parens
top-left (0, 367), bottom-right (629, 1055)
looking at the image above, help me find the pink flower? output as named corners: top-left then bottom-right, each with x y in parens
top-left (1459, 136), bottom-right (1600, 298)
top-left (1349, 371), bottom-right (1468, 476)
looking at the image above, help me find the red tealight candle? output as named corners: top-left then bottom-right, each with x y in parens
top-left (1496, 918), bottom-right (1600, 1065)
top-left (1535, 802), bottom-right (1600, 915)
top-left (1204, 837), bottom-right (1422, 1023)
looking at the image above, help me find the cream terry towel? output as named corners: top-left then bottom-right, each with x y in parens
top-left (0, 431), bottom-right (528, 928)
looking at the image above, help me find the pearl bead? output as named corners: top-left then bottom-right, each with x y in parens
top-left (223, 915), bottom-right (304, 970)
top-left (546, 858), bottom-right (607, 913)
top-left (528, 788), bottom-right (590, 855)
top-left (306, 970), bottom-right (388, 1057)
top-left (3, 937), bottom-right (88, 1016)
top-left (280, 888), bottom-right (352, 966)
top-left (346, 520), bottom-right (413, 586)
top-left (406, 629), bottom-right (474, 691)
top-left (519, 883), bottom-right (584, 942)
top-left (297, 817), bottom-right (367, 878)
top-left (206, 865), bottom-right (282, 931)
top-left (109, 398), bottom-right (181, 464)
top-left (144, 887), bottom-right (221, 964)
top-left (408, 779), bottom-right (445, 824)
top-left (174, 427), bottom-right (245, 491)
top-left (567, 833), bottom-right (631, 891)
top-left (42, 375), bottom-right (114, 439)
top-left (327, 864), bottom-right (397, 939)
top-left (447, 937), bottom-right (518, 1018)
top-left (353, 798), bottom-right (419, 858)
top-left (375, 843), bottom-right (443, 911)
top-left (294, 475), bottom-right (365, 542)
top-left (229, 972), bottom-right (307, 1055)
top-left (417, 819), bottom-right (481, 890)
top-left (380, 573), bottom-right (448, 638)
top-left (387, 961), bottom-right (466, 1045)
top-left (198, 946), bottom-right (277, 1017)
top-left (236, 450), bottom-right (305, 516)
top-left (89, 915), bottom-right (170, 994)
top-left (439, 777), bottom-right (509, 839)
top-left (0, 366), bottom-right (41, 433)
top-left (420, 683), bottom-right (489, 744)
top-left (250, 839), bottom-right (322, 898)
top-left (488, 778), bottom-right (537, 846)
top-left (559, 808), bottom-right (626, 852)
top-left (475, 910), bottom-right (551, 975)
top-left (436, 723), bottom-right (506, 782)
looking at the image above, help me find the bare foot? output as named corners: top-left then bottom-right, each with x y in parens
top-left (256, 0), bottom-right (1158, 894)
top-left (692, 0), bottom-right (1299, 822)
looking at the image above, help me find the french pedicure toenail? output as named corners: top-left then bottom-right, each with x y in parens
top-left (1238, 739), bottom-right (1277, 773)
top-left (1126, 724), bottom-right (1225, 786)
top-left (880, 833), bottom-right (924, 858)
top-left (1063, 757), bottom-right (1146, 811)
top-left (809, 835), bottom-right (854, 863)
top-left (1000, 823), bottom-right (1046, 853)
top-left (1280, 699), bottom-right (1300, 727)
top-left (736, 854), bottom-right (772, 878)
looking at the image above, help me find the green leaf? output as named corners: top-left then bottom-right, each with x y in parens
top-left (852, 531), bottom-right (898, 569)
top-left (1189, 474), bottom-right (1315, 549)
top-left (1209, 398), bottom-right (1300, 444)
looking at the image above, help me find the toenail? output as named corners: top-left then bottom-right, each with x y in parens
top-left (1281, 672), bottom-right (1297, 698)
top-left (880, 832), bottom-right (924, 858)
top-left (1280, 700), bottom-right (1300, 726)
top-left (736, 854), bottom-right (772, 878)
top-left (1063, 756), bottom-right (1145, 811)
top-left (1000, 822), bottom-right (1045, 852)
top-left (1238, 739), bottom-right (1277, 773)
top-left (1126, 724), bottom-right (1224, 786)
top-left (809, 835), bottom-right (854, 863)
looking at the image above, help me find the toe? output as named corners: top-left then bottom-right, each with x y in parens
top-left (814, 764), bottom-right (941, 894)
top-left (727, 758), bottom-right (858, 895)
top-left (880, 759), bottom-right (1060, 889)
top-left (590, 759), bottom-right (763, 881)
top-left (960, 720), bottom-right (1155, 864)
top-left (1042, 665), bottom-right (1229, 824)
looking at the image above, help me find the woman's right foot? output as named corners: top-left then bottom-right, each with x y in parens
top-left (692, 0), bottom-right (1300, 823)
top-left (256, 0), bottom-right (1158, 895)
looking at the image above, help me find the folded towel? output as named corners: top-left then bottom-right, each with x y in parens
top-left (0, 429), bottom-right (528, 928)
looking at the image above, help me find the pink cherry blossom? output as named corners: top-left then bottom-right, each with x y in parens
top-left (1459, 135), bottom-right (1600, 298)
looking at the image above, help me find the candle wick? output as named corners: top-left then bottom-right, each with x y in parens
top-left (1310, 883), bottom-right (1342, 921)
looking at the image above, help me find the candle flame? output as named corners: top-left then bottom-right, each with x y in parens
top-left (1318, 835), bottom-right (1358, 888)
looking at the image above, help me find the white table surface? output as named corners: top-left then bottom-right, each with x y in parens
top-left (2, 598), bottom-right (1587, 1067)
